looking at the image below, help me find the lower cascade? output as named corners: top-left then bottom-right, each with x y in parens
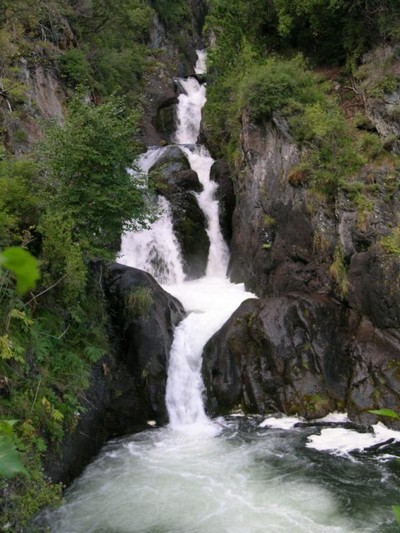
top-left (40, 52), bottom-right (400, 532)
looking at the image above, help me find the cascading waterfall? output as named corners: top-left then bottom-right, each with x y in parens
top-left (119, 147), bottom-right (185, 285)
top-left (41, 51), bottom-right (400, 533)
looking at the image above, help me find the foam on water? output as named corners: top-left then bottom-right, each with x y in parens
top-left (41, 424), bottom-right (359, 533)
top-left (259, 416), bottom-right (304, 430)
top-left (307, 422), bottom-right (400, 455)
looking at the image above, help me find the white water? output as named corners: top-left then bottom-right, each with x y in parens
top-left (41, 51), bottom-right (400, 532)
top-left (119, 194), bottom-right (185, 284)
top-left (175, 77), bottom-right (206, 145)
top-left (307, 422), bottom-right (400, 456)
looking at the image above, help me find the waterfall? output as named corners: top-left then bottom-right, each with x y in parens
top-left (164, 53), bottom-right (253, 430)
top-left (119, 51), bottom-right (253, 431)
top-left (119, 147), bottom-right (185, 285)
top-left (41, 50), bottom-right (400, 533)
top-left (182, 145), bottom-right (230, 277)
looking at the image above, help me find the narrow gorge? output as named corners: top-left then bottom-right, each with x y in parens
top-left (1, 1), bottom-right (400, 531)
top-left (36, 51), bottom-right (400, 533)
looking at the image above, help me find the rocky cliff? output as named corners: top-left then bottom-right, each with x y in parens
top-left (202, 63), bottom-right (400, 422)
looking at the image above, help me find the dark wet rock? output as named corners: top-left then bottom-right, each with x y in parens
top-left (43, 262), bottom-right (185, 485)
top-left (210, 159), bottom-right (235, 244)
top-left (151, 145), bottom-right (189, 170)
top-left (149, 148), bottom-right (209, 278)
top-left (173, 169), bottom-right (203, 192)
top-left (42, 356), bottom-right (116, 485)
top-left (153, 97), bottom-right (179, 143)
top-left (202, 293), bottom-right (400, 421)
top-left (202, 294), bottom-right (348, 418)
top-left (170, 194), bottom-right (209, 279)
top-left (170, 197), bottom-right (209, 278)
top-left (104, 262), bottom-right (185, 424)
top-left (149, 146), bottom-right (190, 182)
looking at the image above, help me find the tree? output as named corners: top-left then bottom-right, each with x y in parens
top-left (41, 95), bottom-right (145, 256)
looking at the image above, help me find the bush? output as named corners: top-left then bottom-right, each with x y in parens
top-left (40, 95), bottom-right (145, 255)
top-left (237, 55), bottom-right (324, 123)
top-left (58, 48), bottom-right (90, 86)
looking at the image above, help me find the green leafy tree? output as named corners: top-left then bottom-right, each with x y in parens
top-left (0, 247), bottom-right (39, 295)
top-left (0, 419), bottom-right (27, 478)
top-left (41, 95), bottom-right (145, 256)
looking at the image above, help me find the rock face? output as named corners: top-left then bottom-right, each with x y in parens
top-left (207, 92), bottom-right (400, 421)
top-left (228, 113), bottom-right (315, 296)
top-left (44, 262), bottom-right (185, 485)
top-left (228, 112), bottom-right (400, 326)
top-left (210, 159), bottom-right (235, 244)
top-left (202, 294), bottom-right (400, 422)
top-left (104, 263), bottom-right (185, 424)
top-left (149, 147), bottom-right (210, 278)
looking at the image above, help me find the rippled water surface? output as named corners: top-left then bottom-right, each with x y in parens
top-left (38, 416), bottom-right (400, 533)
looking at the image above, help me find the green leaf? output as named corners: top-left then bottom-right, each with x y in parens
top-left (0, 247), bottom-right (40, 295)
top-left (392, 505), bottom-right (400, 525)
top-left (0, 435), bottom-right (28, 478)
top-left (0, 419), bottom-right (18, 437)
top-left (369, 409), bottom-right (400, 420)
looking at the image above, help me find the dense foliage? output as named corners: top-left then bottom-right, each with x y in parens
top-left (204, 0), bottom-right (400, 197)
top-left (0, 0), bottom-right (170, 528)
top-left (0, 93), bottom-right (146, 527)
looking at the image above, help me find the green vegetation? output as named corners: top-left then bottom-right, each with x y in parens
top-left (0, 0), bottom-right (178, 527)
top-left (205, 0), bottom-right (399, 200)
top-left (126, 287), bottom-right (153, 318)
top-left (381, 226), bottom-right (400, 254)
top-left (41, 95), bottom-right (145, 255)
top-left (152, 0), bottom-right (192, 33)
top-left (0, 90), bottom-right (146, 526)
top-left (329, 245), bottom-right (349, 297)
top-left (0, 248), bottom-right (39, 296)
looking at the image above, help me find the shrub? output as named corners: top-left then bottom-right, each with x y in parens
top-left (58, 48), bottom-right (90, 86)
top-left (237, 55), bottom-right (324, 123)
top-left (40, 95), bottom-right (145, 255)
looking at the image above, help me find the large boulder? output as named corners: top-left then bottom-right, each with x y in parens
top-left (149, 148), bottom-right (210, 278)
top-left (202, 293), bottom-right (400, 422)
top-left (202, 294), bottom-right (348, 418)
top-left (149, 146), bottom-right (202, 194)
top-left (43, 262), bottom-right (185, 485)
top-left (104, 263), bottom-right (185, 423)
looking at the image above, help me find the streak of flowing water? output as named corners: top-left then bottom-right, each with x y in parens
top-left (119, 147), bottom-right (185, 284)
top-left (175, 77), bottom-right (206, 145)
top-left (40, 51), bottom-right (400, 533)
top-left (119, 194), bottom-right (185, 285)
top-left (182, 145), bottom-right (229, 276)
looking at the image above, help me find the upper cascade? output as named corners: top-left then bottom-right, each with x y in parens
top-left (174, 78), bottom-right (206, 145)
top-left (174, 51), bottom-right (207, 145)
